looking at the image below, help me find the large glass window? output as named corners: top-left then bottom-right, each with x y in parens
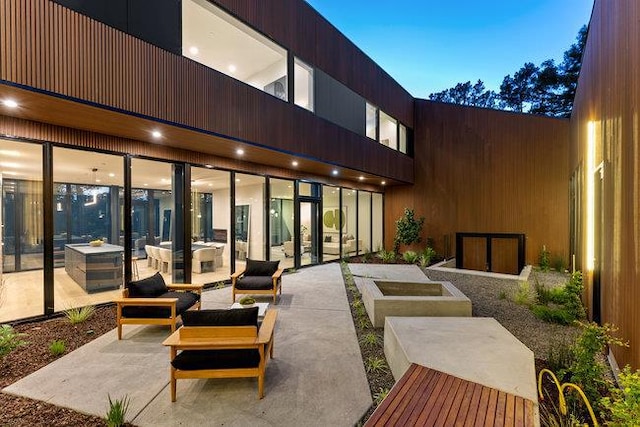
top-left (341, 189), bottom-right (357, 257)
top-left (358, 191), bottom-right (372, 254)
top-left (131, 159), bottom-right (178, 283)
top-left (399, 124), bottom-right (408, 154)
top-left (322, 185), bottom-right (341, 262)
top-left (366, 102), bottom-right (377, 140)
top-left (190, 167), bottom-right (230, 285)
top-left (183, 0), bottom-right (288, 101)
top-left (379, 111), bottom-right (398, 150)
top-left (269, 179), bottom-right (294, 269)
top-left (1, 139), bottom-right (43, 321)
top-left (235, 174), bottom-right (265, 272)
top-left (53, 147), bottom-right (124, 312)
top-left (294, 58), bottom-right (314, 112)
top-left (372, 193), bottom-right (384, 251)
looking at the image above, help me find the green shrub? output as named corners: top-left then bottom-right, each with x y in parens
top-left (361, 250), bottom-right (374, 263)
top-left (536, 284), bottom-right (568, 305)
top-left (373, 387), bottom-right (391, 406)
top-left (564, 271), bottom-right (586, 321)
top-left (402, 250), bottom-right (419, 264)
top-left (601, 365), bottom-right (640, 425)
top-left (105, 394), bottom-right (130, 427)
top-left (532, 305), bottom-right (574, 325)
top-left (0, 324), bottom-right (28, 358)
top-left (511, 281), bottom-right (537, 306)
top-left (498, 290), bottom-right (508, 300)
top-left (64, 305), bottom-right (95, 325)
top-left (546, 338), bottom-right (575, 374)
top-left (561, 322), bottom-right (628, 411)
top-left (552, 256), bottom-right (567, 273)
top-left (49, 339), bottom-right (66, 357)
top-left (420, 247), bottom-right (436, 267)
top-left (365, 357), bottom-right (388, 374)
top-left (359, 332), bottom-right (380, 348)
top-left (393, 208), bottom-right (424, 253)
top-left (377, 250), bottom-right (397, 264)
top-left (539, 245), bottom-right (551, 271)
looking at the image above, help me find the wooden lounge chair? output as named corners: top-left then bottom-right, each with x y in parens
top-left (162, 307), bottom-right (278, 401)
top-left (231, 259), bottom-right (283, 303)
top-left (114, 272), bottom-right (204, 340)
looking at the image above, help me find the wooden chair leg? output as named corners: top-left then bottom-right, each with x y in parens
top-left (258, 373), bottom-right (264, 399)
top-left (171, 375), bottom-right (177, 402)
top-left (117, 323), bottom-right (122, 340)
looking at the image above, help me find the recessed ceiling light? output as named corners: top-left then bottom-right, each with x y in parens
top-left (291, 161), bottom-right (298, 167)
top-left (95, 179), bottom-right (102, 183)
top-left (228, 64), bottom-right (237, 73)
top-left (332, 170), bottom-right (338, 176)
top-left (235, 178), bottom-right (240, 182)
top-left (2, 99), bottom-right (18, 108)
top-left (359, 176), bottom-right (364, 181)
top-left (287, 185), bottom-right (292, 188)
top-left (208, 183), bottom-right (213, 187)
top-left (152, 130), bottom-right (162, 138)
top-left (205, 164), bottom-right (213, 169)
top-left (236, 149), bottom-right (244, 155)
top-left (108, 173), bottom-right (115, 177)
top-left (143, 183), bottom-right (148, 187)
top-left (189, 46), bottom-right (199, 55)
top-left (381, 181), bottom-right (386, 185)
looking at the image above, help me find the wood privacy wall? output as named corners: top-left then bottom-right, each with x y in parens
top-left (0, 0), bottom-right (413, 184)
top-left (570, 0), bottom-right (640, 370)
top-left (385, 101), bottom-right (570, 268)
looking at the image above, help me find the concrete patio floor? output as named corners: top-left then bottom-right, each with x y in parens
top-left (3, 264), bottom-right (372, 426)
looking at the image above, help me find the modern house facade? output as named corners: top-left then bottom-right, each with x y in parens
top-left (0, 0), bottom-right (637, 369)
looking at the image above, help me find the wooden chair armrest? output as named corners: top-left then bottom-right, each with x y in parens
top-left (231, 270), bottom-right (245, 280)
top-left (114, 297), bottom-right (178, 307)
top-left (271, 268), bottom-right (284, 280)
top-left (167, 283), bottom-right (204, 292)
top-left (257, 309), bottom-right (278, 344)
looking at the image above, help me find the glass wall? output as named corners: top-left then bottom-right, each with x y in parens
top-left (190, 167), bottom-right (231, 285)
top-left (235, 174), bottom-right (265, 272)
top-left (269, 178), bottom-right (294, 269)
top-left (341, 188), bottom-right (357, 257)
top-left (366, 102), bottom-right (377, 140)
top-left (183, 0), bottom-right (288, 101)
top-left (358, 191), bottom-right (372, 254)
top-left (52, 148), bottom-right (124, 312)
top-left (294, 58), bottom-right (314, 112)
top-left (131, 158), bottom-right (176, 283)
top-left (372, 192), bottom-right (384, 251)
top-left (0, 139), bottom-right (43, 322)
top-left (322, 185), bottom-right (341, 261)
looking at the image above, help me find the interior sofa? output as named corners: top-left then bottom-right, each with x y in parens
top-left (323, 234), bottom-right (361, 255)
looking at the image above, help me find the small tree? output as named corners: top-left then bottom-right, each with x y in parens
top-left (393, 208), bottom-right (425, 253)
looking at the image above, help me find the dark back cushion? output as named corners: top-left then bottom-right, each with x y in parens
top-left (127, 272), bottom-right (167, 297)
top-left (244, 259), bottom-right (280, 276)
top-left (182, 307), bottom-right (259, 328)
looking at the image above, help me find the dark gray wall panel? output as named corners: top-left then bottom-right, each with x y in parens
top-left (314, 69), bottom-right (366, 136)
top-left (53, 0), bottom-right (128, 31)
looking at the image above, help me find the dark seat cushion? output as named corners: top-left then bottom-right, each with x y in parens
top-left (244, 259), bottom-right (280, 276)
top-left (121, 291), bottom-right (199, 319)
top-left (236, 276), bottom-right (275, 290)
top-left (182, 307), bottom-right (258, 328)
top-left (127, 272), bottom-right (167, 297)
top-left (172, 349), bottom-right (260, 371)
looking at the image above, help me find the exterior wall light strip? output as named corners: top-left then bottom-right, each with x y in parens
top-left (586, 121), bottom-right (596, 272)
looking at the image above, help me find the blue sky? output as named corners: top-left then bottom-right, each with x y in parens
top-left (305, 0), bottom-right (594, 97)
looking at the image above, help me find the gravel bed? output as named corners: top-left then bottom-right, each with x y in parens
top-left (424, 268), bottom-right (580, 359)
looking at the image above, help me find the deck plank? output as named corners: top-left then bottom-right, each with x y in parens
top-left (364, 364), bottom-right (535, 427)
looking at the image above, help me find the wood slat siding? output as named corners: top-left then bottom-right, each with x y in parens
top-left (213, 0), bottom-right (414, 128)
top-left (0, 114), bottom-right (381, 192)
top-left (570, 0), bottom-right (640, 369)
top-left (365, 364), bottom-right (535, 427)
top-left (0, 0), bottom-right (413, 184)
top-left (385, 101), bottom-right (570, 267)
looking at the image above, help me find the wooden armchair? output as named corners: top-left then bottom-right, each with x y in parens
top-left (231, 259), bottom-right (283, 303)
top-left (114, 272), bottom-right (204, 340)
top-left (162, 307), bottom-right (278, 401)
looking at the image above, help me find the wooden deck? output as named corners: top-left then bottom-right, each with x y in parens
top-left (365, 364), bottom-right (536, 427)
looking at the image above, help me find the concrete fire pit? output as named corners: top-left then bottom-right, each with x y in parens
top-left (361, 278), bottom-right (472, 327)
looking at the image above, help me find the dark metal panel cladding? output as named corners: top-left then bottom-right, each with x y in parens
top-left (52, 0), bottom-right (127, 32)
top-left (314, 69), bottom-right (366, 137)
top-left (127, 0), bottom-right (181, 55)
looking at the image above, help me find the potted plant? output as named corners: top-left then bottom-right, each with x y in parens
top-left (239, 296), bottom-right (256, 307)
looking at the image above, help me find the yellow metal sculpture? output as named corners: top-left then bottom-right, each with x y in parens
top-left (537, 368), bottom-right (599, 426)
